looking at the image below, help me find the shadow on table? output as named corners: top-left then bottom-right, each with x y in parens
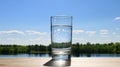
top-left (44, 59), bottom-right (71, 67)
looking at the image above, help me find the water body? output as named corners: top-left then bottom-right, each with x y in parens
top-left (51, 25), bottom-right (72, 60)
top-left (0, 54), bottom-right (120, 58)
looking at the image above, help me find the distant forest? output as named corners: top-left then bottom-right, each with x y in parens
top-left (0, 42), bottom-right (120, 54)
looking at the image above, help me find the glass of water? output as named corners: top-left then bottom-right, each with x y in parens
top-left (51, 16), bottom-right (72, 61)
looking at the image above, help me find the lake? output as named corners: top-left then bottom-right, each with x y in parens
top-left (0, 53), bottom-right (120, 58)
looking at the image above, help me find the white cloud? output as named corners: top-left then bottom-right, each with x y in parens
top-left (72, 37), bottom-right (84, 43)
top-left (116, 35), bottom-right (120, 37)
top-left (0, 30), bottom-right (25, 35)
top-left (27, 37), bottom-right (50, 45)
top-left (86, 31), bottom-right (96, 36)
top-left (112, 32), bottom-right (116, 35)
top-left (26, 30), bottom-right (47, 35)
top-left (115, 28), bottom-right (120, 30)
top-left (73, 30), bottom-right (84, 34)
top-left (100, 35), bottom-right (109, 37)
top-left (100, 29), bottom-right (109, 35)
top-left (115, 17), bottom-right (120, 20)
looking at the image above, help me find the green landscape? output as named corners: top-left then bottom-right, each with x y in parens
top-left (0, 42), bottom-right (120, 55)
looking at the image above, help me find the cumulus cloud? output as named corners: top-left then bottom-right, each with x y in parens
top-left (115, 17), bottom-right (120, 20)
top-left (0, 30), bottom-right (25, 35)
top-left (73, 30), bottom-right (84, 34)
top-left (100, 29), bottom-right (109, 35)
top-left (86, 31), bottom-right (96, 36)
top-left (26, 30), bottom-right (47, 35)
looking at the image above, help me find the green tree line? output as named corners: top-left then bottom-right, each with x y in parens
top-left (0, 42), bottom-right (120, 54)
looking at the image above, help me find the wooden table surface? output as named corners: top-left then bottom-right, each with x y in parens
top-left (0, 58), bottom-right (120, 67)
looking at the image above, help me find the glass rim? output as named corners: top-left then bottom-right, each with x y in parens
top-left (51, 16), bottom-right (72, 18)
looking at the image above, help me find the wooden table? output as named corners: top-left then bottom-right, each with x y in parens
top-left (0, 58), bottom-right (120, 67)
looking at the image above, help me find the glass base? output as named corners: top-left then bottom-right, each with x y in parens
top-left (52, 48), bottom-right (71, 60)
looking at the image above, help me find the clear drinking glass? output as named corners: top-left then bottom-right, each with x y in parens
top-left (51, 16), bottom-right (72, 61)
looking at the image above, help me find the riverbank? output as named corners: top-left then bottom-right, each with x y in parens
top-left (0, 58), bottom-right (120, 67)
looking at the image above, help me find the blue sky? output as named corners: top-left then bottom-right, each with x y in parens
top-left (0, 0), bottom-right (120, 45)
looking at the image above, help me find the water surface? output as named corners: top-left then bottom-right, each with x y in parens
top-left (0, 53), bottom-right (120, 58)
